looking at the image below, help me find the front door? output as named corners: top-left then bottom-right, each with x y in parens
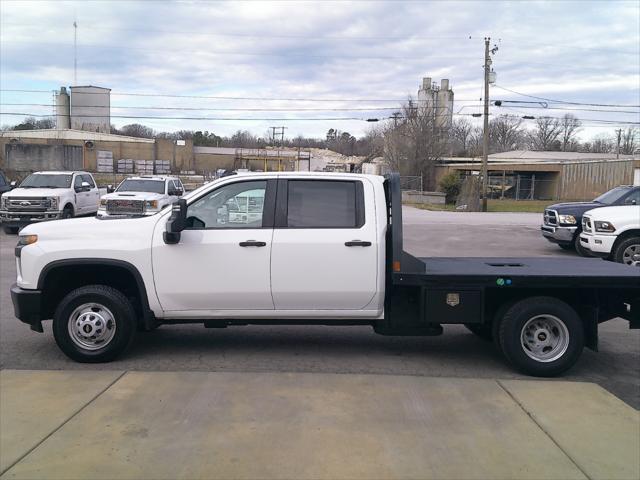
top-left (152, 179), bottom-right (275, 313)
top-left (270, 178), bottom-right (379, 310)
top-left (73, 174), bottom-right (92, 214)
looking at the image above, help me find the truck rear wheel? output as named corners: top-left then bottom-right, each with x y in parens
top-left (53, 285), bottom-right (137, 363)
top-left (497, 296), bottom-right (584, 377)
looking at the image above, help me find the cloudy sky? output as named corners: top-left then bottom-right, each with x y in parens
top-left (1, 0), bottom-right (638, 140)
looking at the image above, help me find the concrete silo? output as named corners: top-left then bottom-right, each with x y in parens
top-left (70, 85), bottom-right (111, 133)
top-left (54, 87), bottom-right (71, 129)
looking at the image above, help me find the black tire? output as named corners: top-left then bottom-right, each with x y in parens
top-left (464, 323), bottom-right (493, 341)
top-left (53, 285), bottom-right (137, 363)
top-left (497, 296), bottom-right (584, 377)
top-left (558, 244), bottom-right (573, 251)
top-left (612, 236), bottom-right (640, 266)
top-left (60, 206), bottom-right (74, 219)
top-left (2, 225), bottom-right (19, 234)
top-left (574, 234), bottom-right (593, 257)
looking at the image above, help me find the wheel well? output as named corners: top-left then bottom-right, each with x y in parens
top-left (63, 203), bottom-right (74, 212)
top-left (612, 229), bottom-right (640, 252)
top-left (40, 263), bottom-right (146, 324)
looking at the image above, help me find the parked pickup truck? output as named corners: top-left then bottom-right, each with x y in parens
top-left (0, 171), bottom-right (100, 234)
top-left (98, 175), bottom-right (184, 217)
top-left (11, 173), bottom-right (639, 376)
top-left (580, 205), bottom-right (640, 266)
top-left (541, 185), bottom-right (640, 256)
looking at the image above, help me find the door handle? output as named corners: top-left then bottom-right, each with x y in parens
top-left (345, 240), bottom-right (372, 247)
top-left (239, 240), bottom-right (267, 247)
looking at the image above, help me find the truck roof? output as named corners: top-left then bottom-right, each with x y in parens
top-left (124, 176), bottom-right (178, 181)
top-left (236, 171), bottom-right (384, 182)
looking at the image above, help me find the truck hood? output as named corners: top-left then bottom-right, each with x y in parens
top-left (101, 192), bottom-right (167, 202)
top-left (583, 205), bottom-right (640, 222)
top-left (545, 201), bottom-right (603, 216)
top-left (3, 187), bottom-right (66, 198)
top-left (20, 213), bottom-right (160, 239)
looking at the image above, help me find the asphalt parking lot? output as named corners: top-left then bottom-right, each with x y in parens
top-left (1, 207), bottom-right (638, 408)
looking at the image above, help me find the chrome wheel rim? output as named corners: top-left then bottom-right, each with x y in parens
top-left (68, 303), bottom-right (116, 351)
top-left (622, 244), bottom-right (640, 267)
top-left (520, 314), bottom-right (569, 363)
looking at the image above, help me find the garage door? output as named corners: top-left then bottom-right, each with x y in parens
top-left (6, 143), bottom-right (83, 171)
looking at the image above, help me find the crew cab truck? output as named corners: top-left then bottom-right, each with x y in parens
top-left (98, 175), bottom-right (184, 217)
top-left (11, 173), bottom-right (639, 376)
top-left (580, 205), bottom-right (640, 266)
top-left (0, 171), bottom-right (99, 234)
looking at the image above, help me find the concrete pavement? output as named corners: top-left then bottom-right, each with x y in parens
top-left (1, 370), bottom-right (638, 480)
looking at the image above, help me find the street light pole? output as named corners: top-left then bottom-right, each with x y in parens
top-left (481, 37), bottom-right (490, 212)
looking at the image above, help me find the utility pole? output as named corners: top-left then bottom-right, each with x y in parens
top-left (616, 128), bottom-right (622, 159)
top-left (73, 20), bottom-right (78, 85)
top-left (481, 37), bottom-right (490, 212)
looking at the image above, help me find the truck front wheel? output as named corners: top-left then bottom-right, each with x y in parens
top-left (497, 297), bottom-right (584, 377)
top-left (613, 236), bottom-right (640, 266)
top-left (53, 285), bottom-right (137, 363)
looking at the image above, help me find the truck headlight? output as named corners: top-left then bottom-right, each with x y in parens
top-left (558, 214), bottom-right (576, 225)
top-left (0, 196), bottom-right (7, 209)
top-left (17, 234), bottom-right (38, 246)
top-left (47, 197), bottom-right (59, 211)
top-left (145, 200), bottom-right (159, 210)
top-left (594, 221), bottom-right (616, 233)
top-left (100, 199), bottom-right (107, 207)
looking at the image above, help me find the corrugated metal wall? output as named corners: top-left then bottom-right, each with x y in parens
top-left (560, 160), bottom-right (634, 200)
top-left (5, 144), bottom-right (83, 172)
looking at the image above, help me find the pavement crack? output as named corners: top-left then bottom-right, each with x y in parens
top-left (496, 379), bottom-right (592, 480)
top-left (0, 370), bottom-right (129, 476)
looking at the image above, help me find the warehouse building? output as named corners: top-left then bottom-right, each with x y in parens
top-left (436, 151), bottom-right (640, 201)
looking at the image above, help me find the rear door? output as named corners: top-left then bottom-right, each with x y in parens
top-left (270, 177), bottom-right (378, 310)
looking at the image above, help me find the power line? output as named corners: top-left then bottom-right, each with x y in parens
top-left (1, 102), bottom-right (472, 112)
top-left (0, 89), bottom-right (480, 103)
top-left (0, 112), bottom-right (374, 121)
top-left (496, 104), bottom-right (640, 114)
top-left (494, 85), bottom-right (640, 108)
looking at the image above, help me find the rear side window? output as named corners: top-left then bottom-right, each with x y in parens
top-left (286, 180), bottom-right (363, 228)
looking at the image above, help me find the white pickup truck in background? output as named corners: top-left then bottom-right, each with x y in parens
top-left (0, 171), bottom-right (100, 234)
top-left (580, 205), bottom-right (640, 266)
top-left (98, 176), bottom-right (184, 217)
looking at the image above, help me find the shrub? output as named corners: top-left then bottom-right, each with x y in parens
top-left (439, 172), bottom-right (462, 204)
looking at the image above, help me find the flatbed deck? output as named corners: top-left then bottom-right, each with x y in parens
top-left (394, 257), bottom-right (640, 288)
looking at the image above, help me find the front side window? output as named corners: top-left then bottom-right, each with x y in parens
top-left (286, 180), bottom-right (360, 228)
top-left (21, 174), bottom-right (72, 189)
top-left (73, 175), bottom-right (83, 189)
top-left (116, 179), bottom-right (165, 194)
top-left (82, 174), bottom-right (95, 188)
top-left (186, 180), bottom-right (266, 229)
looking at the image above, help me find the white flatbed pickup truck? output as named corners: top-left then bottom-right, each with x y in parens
top-left (11, 173), bottom-right (639, 376)
top-left (580, 205), bottom-right (640, 266)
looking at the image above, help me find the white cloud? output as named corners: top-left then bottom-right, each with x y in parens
top-left (0, 0), bottom-right (637, 139)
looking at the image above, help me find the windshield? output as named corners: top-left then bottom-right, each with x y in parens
top-left (593, 187), bottom-right (630, 204)
top-left (20, 174), bottom-right (72, 188)
top-left (116, 179), bottom-right (165, 194)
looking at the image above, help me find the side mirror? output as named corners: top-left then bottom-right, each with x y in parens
top-left (9, 181), bottom-right (17, 190)
top-left (164, 199), bottom-right (187, 244)
top-left (106, 184), bottom-right (115, 194)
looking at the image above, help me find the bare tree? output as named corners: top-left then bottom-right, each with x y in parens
top-left (489, 115), bottom-right (524, 153)
top-left (559, 114), bottom-right (582, 151)
top-left (451, 118), bottom-right (474, 156)
top-left (119, 124), bottom-right (155, 138)
top-left (620, 127), bottom-right (638, 155)
top-left (583, 134), bottom-right (614, 153)
top-left (382, 97), bottom-right (449, 190)
top-left (529, 117), bottom-right (562, 150)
